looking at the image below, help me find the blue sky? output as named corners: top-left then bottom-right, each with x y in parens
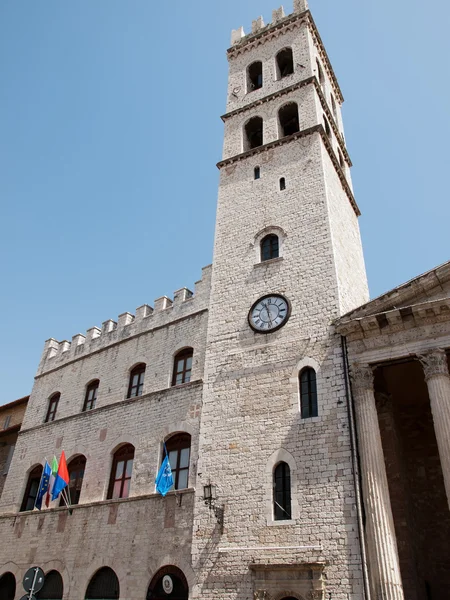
top-left (1, 0), bottom-right (449, 405)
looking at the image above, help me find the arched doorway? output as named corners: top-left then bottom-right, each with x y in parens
top-left (0, 572), bottom-right (16, 600)
top-left (147, 566), bottom-right (188, 600)
top-left (85, 567), bottom-right (119, 599)
top-left (37, 570), bottom-right (63, 600)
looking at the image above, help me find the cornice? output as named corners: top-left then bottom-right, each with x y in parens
top-left (336, 297), bottom-right (450, 341)
top-left (221, 76), bottom-right (351, 167)
top-left (18, 379), bottom-right (204, 437)
top-left (217, 125), bottom-right (359, 216)
top-left (227, 10), bottom-right (344, 104)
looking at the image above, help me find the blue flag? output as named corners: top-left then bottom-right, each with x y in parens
top-left (35, 461), bottom-right (51, 510)
top-left (155, 452), bottom-right (174, 497)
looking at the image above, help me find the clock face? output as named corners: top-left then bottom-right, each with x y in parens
top-left (248, 294), bottom-right (291, 333)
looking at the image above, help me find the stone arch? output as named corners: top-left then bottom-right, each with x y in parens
top-left (273, 592), bottom-right (305, 600)
top-left (264, 448), bottom-right (298, 524)
top-left (39, 561), bottom-right (69, 600)
top-left (146, 565), bottom-right (189, 600)
top-left (84, 566), bottom-right (121, 600)
top-left (252, 225), bottom-right (287, 264)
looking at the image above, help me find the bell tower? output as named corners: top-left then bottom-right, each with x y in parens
top-left (193, 2), bottom-right (369, 599)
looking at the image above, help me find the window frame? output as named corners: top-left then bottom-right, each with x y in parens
top-left (20, 465), bottom-right (43, 512)
top-left (244, 116), bottom-right (264, 151)
top-left (45, 393), bottom-right (60, 423)
top-left (247, 61), bottom-right (263, 92)
top-left (260, 234), bottom-right (280, 262)
top-left (61, 455), bottom-right (86, 506)
top-left (299, 367), bottom-right (318, 419)
top-left (127, 364), bottom-right (146, 398)
top-left (278, 102), bottom-right (300, 138)
top-left (107, 444), bottom-right (135, 500)
top-left (83, 380), bottom-right (99, 412)
top-left (165, 433), bottom-right (191, 491)
top-left (172, 348), bottom-right (193, 387)
top-left (254, 166), bottom-right (261, 180)
top-left (276, 47), bottom-right (294, 79)
top-left (273, 462), bottom-right (292, 521)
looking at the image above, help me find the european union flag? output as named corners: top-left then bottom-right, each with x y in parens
top-left (155, 453), bottom-right (174, 497)
top-left (35, 461), bottom-right (51, 510)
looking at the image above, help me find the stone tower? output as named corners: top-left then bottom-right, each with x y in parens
top-left (193, 1), bottom-right (369, 599)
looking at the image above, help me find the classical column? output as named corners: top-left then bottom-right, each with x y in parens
top-left (351, 364), bottom-right (405, 600)
top-left (419, 348), bottom-right (450, 509)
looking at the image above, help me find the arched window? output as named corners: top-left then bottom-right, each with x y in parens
top-left (299, 367), bottom-right (318, 418)
top-left (127, 363), bottom-right (146, 398)
top-left (279, 177), bottom-right (286, 191)
top-left (261, 235), bottom-right (279, 262)
top-left (0, 572), bottom-right (16, 600)
top-left (244, 117), bottom-right (263, 151)
top-left (276, 47), bottom-right (294, 78)
top-left (45, 393), bottom-right (60, 423)
top-left (37, 570), bottom-right (63, 600)
top-left (323, 115), bottom-right (332, 140)
top-left (279, 103), bottom-right (300, 137)
top-left (20, 465), bottom-right (43, 511)
top-left (316, 58), bottom-right (325, 91)
top-left (85, 567), bottom-right (119, 600)
top-left (61, 455), bottom-right (86, 506)
top-left (172, 348), bottom-right (193, 386)
top-left (247, 61), bottom-right (263, 92)
top-left (165, 433), bottom-right (191, 490)
top-left (273, 462), bottom-right (291, 521)
top-left (83, 380), bottom-right (99, 411)
top-left (146, 566), bottom-right (189, 600)
top-left (107, 444), bottom-right (135, 500)
top-left (254, 166), bottom-right (261, 180)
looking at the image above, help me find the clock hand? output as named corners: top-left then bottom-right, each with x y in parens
top-left (266, 304), bottom-right (273, 327)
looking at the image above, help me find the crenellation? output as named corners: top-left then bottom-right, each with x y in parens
top-left (117, 312), bottom-right (135, 328)
top-left (36, 267), bottom-right (212, 375)
top-left (153, 296), bottom-right (172, 312)
top-left (135, 304), bottom-right (153, 320)
top-left (101, 319), bottom-right (117, 334)
top-left (252, 16), bottom-right (265, 34)
top-left (293, 0), bottom-right (308, 12)
top-left (231, 26), bottom-right (245, 46)
top-left (272, 6), bottom-right (285, 23)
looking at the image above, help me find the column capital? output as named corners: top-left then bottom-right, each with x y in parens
top-left (253, 592), bottom-right (272, 600)
top-left (350, 362), bottom-right (374, 391)
top-left (419, 348), bottom-right (449, 381)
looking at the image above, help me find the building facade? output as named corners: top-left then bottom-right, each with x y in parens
top-left (0, 2), bottom-right (448, 600)
top-left (0, 396), bottom-right (28, 500)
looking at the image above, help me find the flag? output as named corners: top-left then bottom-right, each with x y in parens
top-left (46, 456), bottom-right (58, 507)
top-left (34, 461), bottom-right (51, 510)
top-left (51, 451), bottom-right (69, 501)
top-left (155, 448), bottom-right (174, 497)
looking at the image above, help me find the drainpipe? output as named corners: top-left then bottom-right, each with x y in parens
top-left (341, 335), bottom-right (371, 600)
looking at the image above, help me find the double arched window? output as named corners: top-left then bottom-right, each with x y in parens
top-left (127, 364), bottom-right (146, 398)
top-left (107, 444), bottom-right (135, 500)
top-left (172, 348), bottom-right (193, 386)
top-left (85, 568), bottom-right (119, 600)
top-left (299, 367), bottom-right (318, 418)
top-left (261, 234), bottom-right (279, 262)
top-left (273, 462), bottom-right (291, 521)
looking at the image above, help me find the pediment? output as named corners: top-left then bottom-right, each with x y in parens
top-left (337, 261), bottom-right (450, 324)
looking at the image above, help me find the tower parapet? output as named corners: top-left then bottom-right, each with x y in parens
top-left (36, 265), bottom-right (212, 376)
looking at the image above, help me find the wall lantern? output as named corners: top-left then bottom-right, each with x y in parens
top-left (203, 483), bottom-right (224, 527)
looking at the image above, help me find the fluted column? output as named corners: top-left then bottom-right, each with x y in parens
top-left (351, 364), bottom-right (405, 600)
top-left (419, 348), bottom-right (450, 510)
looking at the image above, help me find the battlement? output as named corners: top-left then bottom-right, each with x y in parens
top-left (36, 265), bottom-right (212, 376)
top-left (230, 1), bottom-right (308, 46)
